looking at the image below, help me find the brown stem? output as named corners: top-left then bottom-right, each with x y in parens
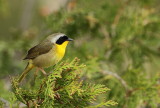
top-left (26, 101), bottom-right (30, 108)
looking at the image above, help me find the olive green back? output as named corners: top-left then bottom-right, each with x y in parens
top-left (24, 40), bottom-right (53, 60)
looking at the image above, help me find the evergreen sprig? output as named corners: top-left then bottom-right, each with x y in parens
top-left (11, 58), bottom-right (117, 107)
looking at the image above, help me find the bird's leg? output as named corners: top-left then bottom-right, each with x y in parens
top-left (38, 67), bottom-right (47, 76)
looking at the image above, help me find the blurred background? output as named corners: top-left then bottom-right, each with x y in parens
top-left (0, 0), bottom-right (160, 107)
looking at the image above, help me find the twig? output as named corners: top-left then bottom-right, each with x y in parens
top-left (26, 101), bottom-right (30, 108)
top-left (101, 70), bottom-right (131, 90)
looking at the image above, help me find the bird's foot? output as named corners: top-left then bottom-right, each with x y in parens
top-left (38, 68), bottom-right (47, 76)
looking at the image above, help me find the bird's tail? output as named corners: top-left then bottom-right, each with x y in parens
top-left (18, 60), bottom-right (34, 83)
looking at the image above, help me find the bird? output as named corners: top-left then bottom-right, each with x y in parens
top-left (18, 33), bottom-right (73, 83)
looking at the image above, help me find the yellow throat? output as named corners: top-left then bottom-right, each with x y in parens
top-left (55, 41), bottom-right (69, 59)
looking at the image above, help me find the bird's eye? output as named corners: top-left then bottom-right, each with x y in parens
top-left (56, 36), bottom-right (68, 45)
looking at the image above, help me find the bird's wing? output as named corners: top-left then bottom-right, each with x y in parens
top-left (24, 40), bottom-right (53, 60)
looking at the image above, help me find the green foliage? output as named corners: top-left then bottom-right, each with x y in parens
top-left (11, 58), bottom-right (117, 107)
top-left (43, 0), bottom-right (160, 107)
top-left (0, 0), bottom-right (160, 107)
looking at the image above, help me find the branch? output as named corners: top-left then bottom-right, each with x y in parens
top-left (101, 70), bottom-right (131, 90)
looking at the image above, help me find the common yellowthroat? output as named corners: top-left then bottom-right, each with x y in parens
top-left (18, 33), bottom-right (73, 83)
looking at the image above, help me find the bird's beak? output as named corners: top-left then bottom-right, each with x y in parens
top-left (67, 38), bottom-right (73, 41)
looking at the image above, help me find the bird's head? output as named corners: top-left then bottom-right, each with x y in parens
top-left (47, 33), bottom-right (73, 45)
